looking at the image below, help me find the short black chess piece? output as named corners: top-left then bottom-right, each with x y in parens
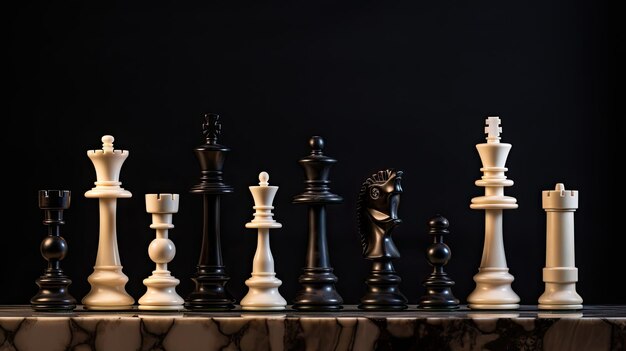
top-left (292, 136), bottom-right (344, 311)
top-left (31, 190), bottom-right (77, 311)
top-left (357, 169), bottom-right (408, 310)
top-left (185, 113), bottom-right (236, 310)
top-left (417, 215), bottom-right (460, 310)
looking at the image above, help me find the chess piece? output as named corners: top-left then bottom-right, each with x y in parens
top-left (31, 190), bottom-right (77, 311)
top-left (467, 117), bottom-right (520, 309)
top-left (417, 215), bottom-right (459, 310)
top-left (292, 136), bottom-right (344, 311)
top-left (357, 169), bottom-right (407, 310)
top-left (538, 183), bottom-right (583, 310)
top-left (82, 135), bottom-right (134, 310)
top-left (240, 172), bottom-right (287, 310)
top-left (185, 113), bottom-right (235, 310)
top-left (139, 194), bottom-right (184, 310)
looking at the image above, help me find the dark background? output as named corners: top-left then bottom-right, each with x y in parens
top-left (6, 1), bottom-right (623, 306)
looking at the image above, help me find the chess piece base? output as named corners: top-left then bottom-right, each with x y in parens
top-left (185, 265), bottom-right (235, 310)
top-left (538, 304), bottom-right (583, 310)
top-left (359, 266), bottom-right (407, 310)
top-left (467, 267), bottom-right (519, 310)
top-left (418, 305), bottom-right (460, 311)
top-left (82, 265), bottom-right (134, 309)
top-left (358, 304), bottom-right (407, 311)
top-left (242, 306), bottom-right (286, 311)
top-left (139, 272), bottom-right (184, 311)
top-left (31, 274), bottom-right (77, 312)
top-left (468, 303), bottom-right (520, 310)
top-left (418, 273), bottom-right (460, 310)
top-left (538, 281), bottom-right (583, 310)
top-left (139, 305), bottom-right (184, 311)
top-left (241, 275), bottom-right (286, 311)
top-left (292, 268), bottom-right (343, 311)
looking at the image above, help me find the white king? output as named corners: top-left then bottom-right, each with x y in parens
top-left (83, 135), bottom-right (134, 310)
top-left (240, 172), bottom-right (287, 310)
top-left (467, 117), bottom-right (521, 310)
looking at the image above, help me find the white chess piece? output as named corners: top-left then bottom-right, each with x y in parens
top-left (240, 172), bottom-right (287, 311)
top-left (467, 117), bottom-right (520, 310)
top-left (139, 194), bottom-right (184, 310)
top-left (83, 135), bottom-right (135, 310)
top-left (538, 183), bottom-right (583, 310)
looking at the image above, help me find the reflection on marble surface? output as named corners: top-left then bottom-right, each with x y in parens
top-left (0, 305), bottom-right (625, 350)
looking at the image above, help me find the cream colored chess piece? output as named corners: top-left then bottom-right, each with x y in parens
top-left (240, 172), bottom-right (287, 310)
top-left (538, 183), bottom-right (583, 310)
top-left (83, 135), bottom-right (134, 310)
top-left (467, 117), bottom-right (520, 310)
top-left (139, 194), bottom-right (184, 310)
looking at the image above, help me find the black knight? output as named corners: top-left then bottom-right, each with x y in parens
top-left (357, 169), bottom-right (407, 310)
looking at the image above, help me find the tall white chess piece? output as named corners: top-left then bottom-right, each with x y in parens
top-left (538, 183), bottom-right (583, 310)
top-left (82, 135), bottom-right (134, 310)
top-left (240, 172), bottom-right (287, 310)
top-left (467, 117), bottom-right (520, 310)
top-left (139, 194), bottom-right (184, 310)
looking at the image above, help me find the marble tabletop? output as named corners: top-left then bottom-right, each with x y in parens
top-left (1, 305), bottom-right (625, 350)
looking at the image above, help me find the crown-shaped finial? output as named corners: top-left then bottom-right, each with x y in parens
top-left (102, 135), bottom-right (115, 152)
top-left (202, 113), bottom-right (221, 145)
top-left (246, 171), bottom-right (282, 229)
top-left (485, 116), bottom-right (502, 143)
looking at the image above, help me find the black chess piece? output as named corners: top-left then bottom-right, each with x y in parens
top-left (31, 190), bottom-right (77, 311)
top-left (185, 113), bottom-right (236, 310)
top-left (357, 169), bottom-right (408, 310)
top-left (292, 136), bottom-right (344, 311)
top-left (417, 215), bottom-right (459, 310)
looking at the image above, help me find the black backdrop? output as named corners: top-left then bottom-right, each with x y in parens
top-left (6, 1), bottom-right (623, 306)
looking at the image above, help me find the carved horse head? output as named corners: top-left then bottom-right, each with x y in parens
top-left (357, 169), bottom-right (403, 259)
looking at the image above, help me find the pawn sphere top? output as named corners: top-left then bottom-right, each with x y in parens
top-left (259, 171), bottom-right (269, 186)
top-left (310, 136), bottom-right (324, 154)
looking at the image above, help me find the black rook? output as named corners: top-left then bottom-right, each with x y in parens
top-left (31, 190), bottom-right (77, 311)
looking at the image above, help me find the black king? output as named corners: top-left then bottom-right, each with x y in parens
top-left (185, 113), bottom-right (236, 310)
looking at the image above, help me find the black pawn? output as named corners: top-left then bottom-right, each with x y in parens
top-left (292, 136), bottom-right (344, 311)
top-left (31, 190), bottom-right (77, 311)
top-left (417, 215), bottom-right (459, 310)
top-left (185, 113), bottom-right (236, 310)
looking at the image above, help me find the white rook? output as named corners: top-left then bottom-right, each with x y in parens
top-left (83, 135), bottom-right (134, 310)
top-left (139, 194), bottom-right (184, 310)
top-left (467, 117), bottom-right (520, 310)
top-left (538, 183), bottom-right (583, 310)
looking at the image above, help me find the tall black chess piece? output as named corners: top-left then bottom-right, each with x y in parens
top-left (31, 190), bottom-right (77, 311)
top-left (417, 215), bottom-right (459, 309)
top-left (292, 136), bottom-right (344, 311)
top-left (185, 113), bottom-right (236, 310)
top-left (357, 169), bottom-right (408, 310)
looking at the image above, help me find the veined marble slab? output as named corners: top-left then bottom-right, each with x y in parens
top-left (1, 305), bottom-right (625, 351)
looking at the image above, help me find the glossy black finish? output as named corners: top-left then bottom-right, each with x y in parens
top-left (417, 215), bottom-right (460, 310)
top-left (292, 136), bottom-right (344, 311)
top-left (31, 190), bottom-right (76, 312)
top-left (357, 169), bottom-right (407, 310)
top-left (185, 113), bottom-right (235, 310)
